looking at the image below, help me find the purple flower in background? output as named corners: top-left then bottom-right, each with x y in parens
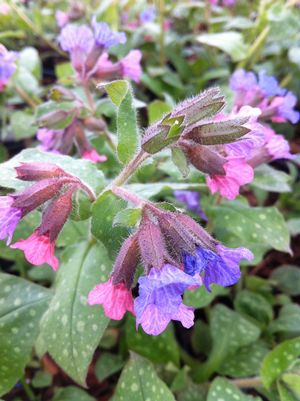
top-left (0, 196), bottom-right (22, 245)
top-left (120, 49), bottom-right (142, 83)
top-left (209, 0), bottom-right (236, 7)
top-left (134, 264), bottom-right (201, 335)
top-left (264, 125), bottom-right (294, 160)
top-left (92, 18), bottom-right (126, 49)
top-left (258, 70), bottom-right (285, 97)
top-left (140, 6), bottom-right (156, 23)
top-left (58, 24), bottom-right (94, 73)
top-left (37, 128), bottom-right (64, 153)
top-left (184, 244), bottom-right (253, 291)
top-left (271, 92), bottom-right (300, 124)
top-left (0, 44), bottom-right (18, 91)
top-left (174, 190), bottom-right (208, 221)
top-left (55, 10), bottom-right (69, 28)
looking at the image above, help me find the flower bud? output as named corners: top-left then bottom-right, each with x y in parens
top-left (142, 121), bottom-right (177, 154)
top-left (38, 109), bottom-right (70, 129)
top-left (49, 86), bottom-right (75, 102)
top-left (38, 186), bottom-right (76, 241)
top-left (15, 162), bottom-right (67, 181)
top-left (111, 233), bottom-right (140, 289)
top-left (180, 141), bottom-right (226, 175)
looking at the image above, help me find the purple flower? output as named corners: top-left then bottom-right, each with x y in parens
top-left (0, 44), bottom-right (18, 91)
top-left (0, 196), bottom-right (22, 245)
top-left (91, 18), bottom-right (126, 49)
top-left (271, 92), bottom-right (300, 124)
top-left (134, 264), bottom-right (201, 335)
top-left (184, 245), bottom-right (253, 291)
top-left (258, 70), bottom-right (285, 97)
top-left (140, 7), bottom-right (156, 23)
top-left (174, 190), bottom-right (208, 221)
top-left (37, 128), bottom-right (64, 153)
top-left (230, 69), bottom-right (257, 92)
top-left (58, 24), bottom-right (94, 73)
top-left (120, 49), bottom-right (142, 83)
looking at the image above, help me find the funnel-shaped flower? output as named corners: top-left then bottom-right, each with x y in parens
top-left (206, 158), bottom-right (254, 200)
top-left (88, 278), bottom-right (134, 320)
top-left (82, 149), bottom-right (107, 164)
top-left (120, 50), bottom-right (142, 83)
top-left (11, 231), bottom-right (59, 271)
top-left (184, 244), bottom-right (253, 291)
top-left (134, 264), bottom-right (200, 335)
top-left (92, 18), bottom-right (126, 49)
top-left (0, 196), bottom-right (22, 245)
top-left (0, 44), bottom-right (18, 91)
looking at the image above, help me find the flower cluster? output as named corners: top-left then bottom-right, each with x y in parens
top-left (0, 162), bottom-right (94, 270)
top-left (0, 44), bottom-right (18, 91)
top-left (58, 19), bottom-right (142, 82)
top-left (88, 203), bottom-right (253, 335)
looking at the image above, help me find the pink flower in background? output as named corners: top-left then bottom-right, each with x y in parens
top-left (206, 158), bottom-right (254, 200)
top-left (88, 278), bottom-right (134, 320)
top-left (55, 10), bottom-right (69, 28)
top-left (37, 128), bottom-right (64, 153)
top-left (82, 149), bottom-right (107, 163)
top-left (11, 231), bottom-right (59, 271)
top-left (0, 2), bottom-right (10, 14)
top-left (264, 126), bottom-right (294, 160)
top-left (120, 50), bottom-right (142, 83)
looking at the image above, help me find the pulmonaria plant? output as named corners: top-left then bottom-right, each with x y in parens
top-left (88, 199), bottom-right (253, 335)
top-left (0, 162), bottom-right (95, 270)
top-left (0, 43), bottom-right (18, 91)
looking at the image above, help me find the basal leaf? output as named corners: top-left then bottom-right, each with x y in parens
top-left (40, 241), bottom-right (111, 386)
top-left (261, 337), bottom-right (300, 389)
top-left (207, 377), bottom-right (262, 401)
top-left (112, 353), bottom-right (175, 401)
top-left (0, 273), bottom-right (51, 396)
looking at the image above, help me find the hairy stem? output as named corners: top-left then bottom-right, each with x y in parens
top-left (111, 186), bottom-right (145, 207)
top-left (14, 85), bottom-right (41, 108)
top-left (111, 150), bottom-right (150, 187)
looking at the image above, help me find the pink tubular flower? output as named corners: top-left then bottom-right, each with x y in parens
top-left (264, 126), bottom-right (294, 160)
top-left (88, 278), bottom-right (134, 320)
top-left (206, 158), bottom-right (254, 200)
top-left (120, 50), bottom-right (142, 83)
top-left (0, 196), bottom-right (22, 245)
top-left (11, 231), bottom-right (59, 271)
top-left (82, 149), bottom-right (107, 163)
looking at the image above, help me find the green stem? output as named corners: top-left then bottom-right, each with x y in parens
top-left (111, 150), bottom-right (150, 187)
top-left (13, 84), bottom-right (41, 108)
top-left (238, 26), bottom-right (270, 69)
top-left (20, 376), bottom-right (35, 401)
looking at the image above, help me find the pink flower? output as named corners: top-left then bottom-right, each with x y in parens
top-left (120, 50), bottom-right (142, 83)
top-left (55, 10), bottom-right (69, 28)
top-left (11, 231), bottom-right (59, 271)
top-left (264, 126), bottom-right (294, 160)
top-left (88, 278), bottom-right (134, 320)
top-left (82, 149), bottom-right (107, 163)
top-left (206, 158), bottom-right (254, 200)
top-left (0, 196), bottom-right (22, 245)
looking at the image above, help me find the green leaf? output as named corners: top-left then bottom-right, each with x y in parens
top-left (53, 386), bottom-right (95, 401)
top-left (269, 304), bottom-right (300, 335)
top-left (95, 352), bottom-right (124, 382)
top-left (261, 337), bottom-right (300, 389)
top-left (91, 190), bottom-right (129, 255)
top-left (281, 373), bottom-right (300, 398)
top-left (184, 285), bottom-right (228, 309)
top-left (40, 241), bottom-right (111, 386)
top-left (31, 371), bottom-right (52, 388)
top-left (251, 165), bottom-right (292, 193)
top-left (126, 182), bottom-right (205, 199)
top-left (0, 273), bottom-right (51, 396)
top-left (113, 208), bottom-right (142, 228)
top-left (277, 380), bottom-right (297, 401)
top-left (125, 315), bottom-right (180, 365)
top-left (196, 32), bottom-right (248, 62)
top-left (177, 382), bottom-right (206, 401)
top-left (207, 377), bottom-right (262, 401)
top-left (218, 342), bottom-right (269, 378)
top-left (271, 265), bottom-right (300, 296)
top-left (100, 80), bottom-right (139, 163)
top-left (234, 290), bottom-right (273, 327)
top-left (0, 149), bottom-right (104, 193)
top-left (148, 100), bottom-right (172, 124)
top-left (112, 354), bottom-right (176, 401)
top-left (171, 147), bottom-right (189, 178)
top-left (10, 110), bottom-right (37, 140)
top-left (212, 201), bottom-right (291, 254)
top-left (18, 47), bottom-right (41, 80)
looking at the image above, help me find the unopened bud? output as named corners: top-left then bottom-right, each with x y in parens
top-left (142, 121), bottom-right (177, 154)
top-left (15, 162), bottom-right (67, 181)
top-left (38, 109), bottom-right (70, 129)
top-left (180, 141), bottom-right (226, 175)
top-left (112, 233), bottom-right (140, 289)
top-left (83, 116), bottom-right (107, 132)
top-left (38, 186), bottom-right (76, 241)
top-left (49, 86), bottom-right (75, 102)
top-left (170, 88), bottom-right (225, 126)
